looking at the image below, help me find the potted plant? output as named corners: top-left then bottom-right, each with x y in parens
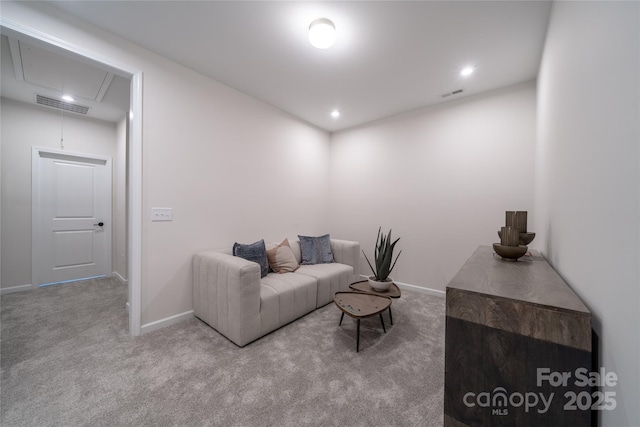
top-left (362, 227), bottom-right (402, 291)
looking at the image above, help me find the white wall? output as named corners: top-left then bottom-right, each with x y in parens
top-left (141, 63), bottom-right (330, 325)
top-left (0, 97), bottom-right (118, 290)
top-left (0, 2), bottom-right (331, 326)
top-left (113, 115), bottom-right (128, 283)
top-left (329, 82), bottom-right (537, 291)
top-left (535, 2), bottom-right (639, 426)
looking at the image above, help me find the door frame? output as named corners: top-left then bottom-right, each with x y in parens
top-left (0, 17), bottom-right (144, 336)
top-left (32, 147), bottom-right (113, 287)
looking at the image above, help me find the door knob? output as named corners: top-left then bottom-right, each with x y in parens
top-left (94, 222), bottom-right (104, 227)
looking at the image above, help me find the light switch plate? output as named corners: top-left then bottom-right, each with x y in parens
top-left (151, 207), bottom-right (172, 221)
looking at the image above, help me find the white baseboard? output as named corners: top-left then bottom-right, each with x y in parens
top-left (0, 284), bottom-right (36, 295)
top-left (394, 281), bottom-right (445, 298)
top-left (141, 310), bottom-right (194, 334)
top-left (358, 274), bottom-right (445, 298)
top-left (112, 271), bottom-right (128, 285)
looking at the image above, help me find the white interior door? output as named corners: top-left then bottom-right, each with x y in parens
top-left (33, 148), bottom-right (112, 286)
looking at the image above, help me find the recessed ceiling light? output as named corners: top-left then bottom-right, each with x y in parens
top-left (460, 67), bottom-right (474, 77)
top-left (331, 110), bottom-right (340, 118)
top-left (309, 18), bottom-right (336, 49)
top-left (61, 94), bottom-right (75, 102)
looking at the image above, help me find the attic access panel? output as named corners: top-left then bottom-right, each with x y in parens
top-left (15, 39), bottom-right (114, 102)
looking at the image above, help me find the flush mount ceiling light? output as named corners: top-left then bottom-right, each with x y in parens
top-left (460, 66), bottom-right (475, 77)
top-left (331, 110), bottom-right (340, 118)
top-left (308, 18), bottom-right (336, 49)
top-left (61, 94), bottom-right (75, 102)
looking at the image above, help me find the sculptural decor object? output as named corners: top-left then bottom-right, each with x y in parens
top-left (506, 211), bottom-right (527, 233)
top-left (498, 229), bottom-right (536, 245)
top-left (503, 211), bottom-right (536, 245)
top-left (493, 242), bottom-right (528, 261)
top-left (494, 211), bottom-right (535, 261)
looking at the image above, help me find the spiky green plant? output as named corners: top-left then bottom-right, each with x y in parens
top-left (362, 227), bottom-right (402, 282)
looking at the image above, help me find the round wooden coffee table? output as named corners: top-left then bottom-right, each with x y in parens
top-left (349, 280), bottom-right (401, 324)
top-left (334, 292), bottom-right (391, 352)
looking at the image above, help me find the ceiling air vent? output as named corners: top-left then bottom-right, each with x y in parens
top-left (441, 89), bottom-right (464, 99)
top-left (36, 94), bottom-right (90, 115)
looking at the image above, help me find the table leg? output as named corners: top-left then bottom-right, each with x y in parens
top-left (356, 319), bottom-right (360, 352)
top-left (389, 306), bottom-right (393, 325)
top-left (339, 312), bottom-right (344, 326)
top-left (380, 313), bottom-right (386, 333)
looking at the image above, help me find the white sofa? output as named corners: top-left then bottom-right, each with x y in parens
top-left (193, 238), bottom-right (360, 347)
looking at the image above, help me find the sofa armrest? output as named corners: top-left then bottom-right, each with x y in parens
top-left (193, 250), bottom-right (261, 347)
top-left (330, 239), bottom-right (361, 280)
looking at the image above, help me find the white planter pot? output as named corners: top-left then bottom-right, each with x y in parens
top-left (368, 276), bottom-right (393, 291)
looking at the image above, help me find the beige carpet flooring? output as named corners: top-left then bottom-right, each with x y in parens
top-left (1, 277), bottom-right (445, 426)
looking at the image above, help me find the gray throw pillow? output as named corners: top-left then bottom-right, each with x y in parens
top-left (298, 234), bottom-right (334, 265)
top-left (233, 239), bottom-right (269, 278)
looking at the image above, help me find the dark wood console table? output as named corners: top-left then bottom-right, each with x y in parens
top-left (444, 245), bottom-right (592, 426)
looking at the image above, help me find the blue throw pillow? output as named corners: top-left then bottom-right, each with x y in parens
top-left (298, 234), bottom-right (334, 265)
top-left (233, 239), bottom-right (269, 278)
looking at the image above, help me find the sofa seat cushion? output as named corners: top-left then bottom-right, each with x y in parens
top-left (294, 263), bottom-right (353, 307)
top-left (259, 273), bottom-right (318, 335)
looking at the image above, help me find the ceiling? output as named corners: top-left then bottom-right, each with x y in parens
top-left (19, 1), bottom-right (551, 131)
top-left (0, 34), bottom-right (131, 123)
